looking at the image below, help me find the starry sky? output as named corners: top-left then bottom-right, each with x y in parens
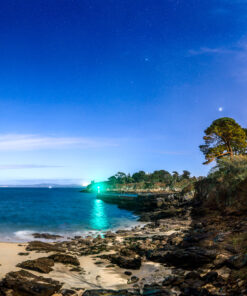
top-left (0, 0), bottom-right (247, 185)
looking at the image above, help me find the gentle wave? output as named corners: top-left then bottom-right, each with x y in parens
top-left (0, 188), bottom-right (140, 242)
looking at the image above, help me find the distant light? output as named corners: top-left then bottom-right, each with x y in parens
top-left (218, 107), bottom-right (223, 112)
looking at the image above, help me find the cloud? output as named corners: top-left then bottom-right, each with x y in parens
top-left (0, 134), bottom-right (118, 151)
top-left (0, 178), bottom-right (83, 186)
top-left (188, 47), bottom-right (234, 56)
top-left (188, 40), bottom-right (247, 81)
top-left (0, 164), bottom-right (62, 169)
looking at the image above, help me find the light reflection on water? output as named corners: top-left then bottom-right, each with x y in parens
top-left (90, 199), bottom-right (109, 230)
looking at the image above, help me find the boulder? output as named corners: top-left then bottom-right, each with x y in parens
top-left (17, 257), bottom-right (54, 273)
top-left (48, 253), bottom-right (80, 266)
top-left (226, 254), bottom-right (247, 269)
top-left (112, 254), bottom-right (141, 270)
top-left (26, 241), bottom-right (64, 253)
top-left (0, 269), bottom-right (62, 296)
top-left (149, 247), bottom-right (216, 268)
top-left (202, 271), bottom-right (218, 283)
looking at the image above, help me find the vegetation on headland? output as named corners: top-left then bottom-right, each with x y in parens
top-left (85, 169), bottom-right (197, 193)
top-left (85, 117), bottom-right (247, 196)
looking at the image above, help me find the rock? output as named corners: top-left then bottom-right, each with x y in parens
top-left (48, 253), bottom-right (80, 266)
top-left (80, 243), bottom-right (108, 256)
top-left (151, 247), bottom-right (216, 268)
top-left (100, 253), bottom-right (141, 270)
top-left (215, 266), bottom-right (231, 280)
top-left (142, 284), bottom-right (173, 295)
top-left (60, 289), bottom-right (76, 295)
top-left (162, 275), bottom-right (177, 286)
top-left (0, 269), bottom-right (62, 296)
top-left (18, 252), bottom-right (30, 256)
top-left (140, 208), bottom-right (186, 222)
top-left (125, 271), bottom-right (132, 276)
top-left (146, 249), bottom-right (167, 263)
top-left (202, 271), bottom-right (218, 283)
top-left (94, 261), bottom-right (104, 265)
top-left (127, 276), bottom-right (139, 284)
top-left (82, 289), bottom-right (140, 295)
top-left (32, 233), bottom-right (63, 240)
top-left (226, 254), bottom-right (247, 269)
top-left (185, 271), bottom-right (201, 280)
top-left (69, 266), bottom-right (81, 272)
top-left (213, 254), bottom-right (229, 268)
top-left (180, 287), bottom-right (210, 296)
top-left (104, 231), bottom-right (116, 238)
top-left (17, 257), bottom-right (54, 273)
top-left (26, 241), bottom-right (64, 253)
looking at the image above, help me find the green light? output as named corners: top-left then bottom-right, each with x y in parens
top-left (91, 182), bottom-right (106, 194)
top-left (90, 199), bottom-right (109, 230)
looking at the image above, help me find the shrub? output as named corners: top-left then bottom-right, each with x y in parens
top-left (195, 156), bottom-right (247, 210)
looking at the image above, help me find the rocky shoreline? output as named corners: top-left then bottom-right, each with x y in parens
top-left (0, 193), bottom-right (246, 295)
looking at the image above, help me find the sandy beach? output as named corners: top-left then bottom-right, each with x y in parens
top-left (0, 227), bottom-right (175, 294)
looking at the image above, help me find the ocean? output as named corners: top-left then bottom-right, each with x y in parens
top-left (0, 187), bottom-right (138, 242)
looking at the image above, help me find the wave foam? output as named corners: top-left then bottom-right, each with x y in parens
top-left (14, 230), bottom-right (34, 241)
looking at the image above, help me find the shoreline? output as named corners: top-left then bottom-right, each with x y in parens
top-left (0, 192), bottom-right (245, 295)
top-left (0, 220), bottom-right (146, 243)
top-left (0, 216), bottom-right (189, 293)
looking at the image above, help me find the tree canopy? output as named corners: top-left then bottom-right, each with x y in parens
top-left (107, 169), bottom-right (192, 186)
top-left (200, 117), bottom-right (247, 164)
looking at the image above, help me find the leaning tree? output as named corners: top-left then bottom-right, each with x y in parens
top-left (199, 117), bottom-right (247, 164)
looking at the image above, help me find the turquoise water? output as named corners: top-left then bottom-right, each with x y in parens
top-left (0, 188), bottom-right (138, 242)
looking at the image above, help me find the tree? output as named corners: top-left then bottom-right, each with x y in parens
top-left (114, 172), bottom-right (127, 184)
top-left (181, 170), bottom-right (191, 179)
top-left (200, 117), bottom-right (247, 164)
top-left (132, 171), bottom-right (146, 182)
top-left (108, 175), bottom-right (117, 185)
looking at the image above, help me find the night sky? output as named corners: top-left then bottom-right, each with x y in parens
top-left (0, 0), bottom-right (246, 184)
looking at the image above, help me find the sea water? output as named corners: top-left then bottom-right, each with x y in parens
top-left (0, 188), bottom-right (138, 242)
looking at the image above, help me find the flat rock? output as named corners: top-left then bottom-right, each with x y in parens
top-left (48, 253), bottom-right (80, 266)
top-left (32, 233), bottom-right (63, 240)
top-left (17, 257), bottom-right (54, 273)
top-left (26, 241), bottom-right (65, 253)
top-left (0, 269), bottom-right (62, 296)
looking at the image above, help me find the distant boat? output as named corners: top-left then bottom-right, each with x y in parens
top-left (48, 186), bottom-right (52, 189)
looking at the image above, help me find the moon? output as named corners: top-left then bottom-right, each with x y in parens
top-left (218, 107), bottom-right (223, 112)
